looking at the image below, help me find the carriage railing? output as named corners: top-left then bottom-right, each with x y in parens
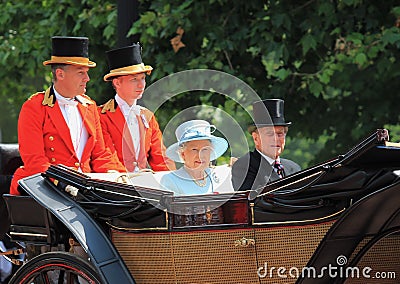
top-left (41, 164), bottom-right (176, 232)
top-left (42, 164), bottom-right (252, 230)
top-left (43, 164), bottom-right (172, 202)
top-left (257, 129), bottom-right (392, 197)
top-left (250, 129), bottom-right (400, 224)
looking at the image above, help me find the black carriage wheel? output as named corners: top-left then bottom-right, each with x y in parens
top-left (9, 251), bottom-right (102, 284)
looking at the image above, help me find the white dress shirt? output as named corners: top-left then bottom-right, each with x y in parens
top-left (54, 88), bottom-right (88, 163)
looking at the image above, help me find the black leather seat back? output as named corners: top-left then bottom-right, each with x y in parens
top-left (3, 194), bottom-right (60, 245)
top-left (0, 143), bottom-right (22, 190)
top-left (0, 143), bottom-right (23, 239)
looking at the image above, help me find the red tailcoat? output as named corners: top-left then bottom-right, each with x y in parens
top-left (99, 99), bottom-right (175, 172)
top-left (10, 87), bottom-right (126, 195)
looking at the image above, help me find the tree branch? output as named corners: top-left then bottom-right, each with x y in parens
top-left (291, 0), bottom-right (317, 14)
top-left (224, 50), bottom-right (234, 70)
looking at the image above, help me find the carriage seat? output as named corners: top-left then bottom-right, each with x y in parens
top-left (0, 143), bottom-right (23, 239)
top-left (0, 143), bottom-right (22, 194)
top-left (3, 194), bottom-right (60, 245)
top-left (0, 144), bottom-right (60, 245)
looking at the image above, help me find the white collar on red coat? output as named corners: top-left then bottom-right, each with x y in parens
top-left (115, 94), bottom-right (140, 116)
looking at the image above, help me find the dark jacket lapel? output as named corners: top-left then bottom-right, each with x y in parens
top-left (253, 150), bottom-right (280, 184)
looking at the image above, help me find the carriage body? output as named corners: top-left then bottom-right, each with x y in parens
top-left (1, 129), bottom-right (400, 283)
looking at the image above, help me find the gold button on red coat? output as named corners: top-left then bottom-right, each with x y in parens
top-left (51, 157), bottom-right (56, 162)
top-left (50, 147), bottom-right (55, 152)
top-left (74, 162), bottom-right (80, 167)
top-left (49, 136), bottom-right (54, 141)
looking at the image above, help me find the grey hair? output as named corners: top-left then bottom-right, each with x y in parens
top-left (51, 64), bottom-right (68, 82)
top-left (177, 142), bottom-right (187, 158)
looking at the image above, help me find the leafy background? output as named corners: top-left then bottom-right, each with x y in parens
top-left (1, 0), bottom-right (400, 169)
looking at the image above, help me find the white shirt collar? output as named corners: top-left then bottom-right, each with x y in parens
top-left (115, 94), bottom-right (140, 116)
top-left (54, 87), bottom-right (77, 106)
top-left (256, 149), bottom-right (280, 166)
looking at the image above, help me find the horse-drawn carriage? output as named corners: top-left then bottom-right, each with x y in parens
top-left (1, 129), bottom-right (399, 283)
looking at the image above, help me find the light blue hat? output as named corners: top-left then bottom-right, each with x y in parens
top-left (166, 120), bottom-right (229, 162)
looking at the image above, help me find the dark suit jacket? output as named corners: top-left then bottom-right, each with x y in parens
top-left (231, 150), bottom-right (301, 191)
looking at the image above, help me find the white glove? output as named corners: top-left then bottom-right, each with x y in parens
top-left (108, 170), bottom-right (152, 184)
top-left (115, 172), bottom-right (142, 184)
top-left (65, 185), bottom-right (79, 197)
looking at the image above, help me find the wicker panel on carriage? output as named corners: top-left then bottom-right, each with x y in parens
top-left (111, 221), bottom-right (335, 284)
top-left (112, 228), bottom-right (259, 284)
top-left (344, 234), bottom-right (400, 284)
top-left (112, 231), bottom-right (175, 283)
top-left (256, 221), bottom-right (334, 284)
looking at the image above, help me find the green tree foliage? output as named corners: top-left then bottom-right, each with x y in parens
top-left (0, 0), bottom-right (117, 142)
top-left (131, 0), bottom-right (400, 165)
top-left (1, 1), bottom-right (400, 168)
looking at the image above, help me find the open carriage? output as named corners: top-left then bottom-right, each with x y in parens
top-left (1, 129), bottom-right (400, 283)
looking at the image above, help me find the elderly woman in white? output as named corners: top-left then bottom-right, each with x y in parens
top-left (160, 120), bottom-right (228, 196)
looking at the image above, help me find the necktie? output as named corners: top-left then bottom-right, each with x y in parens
top-left (274, 160), bottom-right (284, 178)
top-left (127, 109), bottom-right (140, 159)
top-left (126, 107), bottom-right (147, 171)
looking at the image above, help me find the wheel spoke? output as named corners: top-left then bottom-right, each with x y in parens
top-left (58, 269), bottom-right (65, 284)
top-left (66, 270), bottom-right (73, 284)
top-left (40, 270), bottom-right (50, 284)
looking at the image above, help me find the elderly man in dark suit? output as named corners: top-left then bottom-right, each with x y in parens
top-left (231, 99), bottom-right (301, 191)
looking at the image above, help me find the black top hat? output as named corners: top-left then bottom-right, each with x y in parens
top-left (248, 99), bottom-right (291, 133)
top-left (43, 36), bottom-right (96, 67)
top-left (103, 43), bottom-right (153, 81)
